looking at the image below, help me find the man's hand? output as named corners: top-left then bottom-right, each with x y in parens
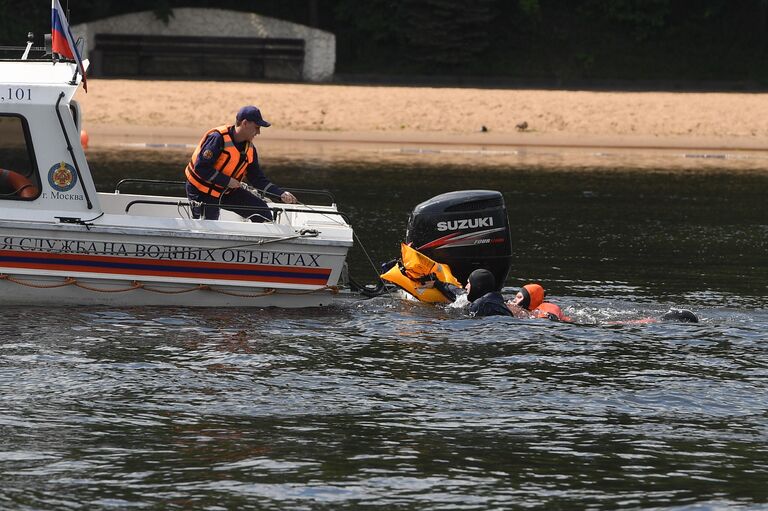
top-left (227, 177), bottom-right (240, 189)
top-left (281, 191), bottom-right (298, 204)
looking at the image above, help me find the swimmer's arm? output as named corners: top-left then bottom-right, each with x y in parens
top-left (506, 301), bottom-right (532, 319)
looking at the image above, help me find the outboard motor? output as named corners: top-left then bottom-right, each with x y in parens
top-left (405, 190), bottom-right (513, 288)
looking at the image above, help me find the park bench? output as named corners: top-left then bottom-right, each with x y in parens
top-left (92, 33), bottom-right (305, 80)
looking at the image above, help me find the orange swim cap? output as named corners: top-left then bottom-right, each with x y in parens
top-left (519, 283), bottom-right (545, 311)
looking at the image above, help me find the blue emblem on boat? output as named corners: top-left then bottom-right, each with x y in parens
top-left (48, 161), bottom-right (77, 191)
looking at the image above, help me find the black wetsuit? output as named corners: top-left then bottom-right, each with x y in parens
top-left (469, 291), bottom-right (513, 318)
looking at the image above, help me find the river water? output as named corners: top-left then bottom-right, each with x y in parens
top-left (1, 148), bottom-right (766, 510)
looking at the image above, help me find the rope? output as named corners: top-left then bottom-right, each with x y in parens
top-left (208, 287), bottom-right (276, 298)
top-left (278, 285), bottom-right (339, 295)
top-left (256, 189), bottom-right (380, 298)
top-left (242, 188), bottom-right (380, 298)
top-left (140, 283), bottom-right (210, 294)
top-left (72, 280), bottom-right (142, 293)
top-left (0, 273), bottom-right (76, 288)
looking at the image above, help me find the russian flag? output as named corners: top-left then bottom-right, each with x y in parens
top-left (51, 0), bottom-right (87, 92)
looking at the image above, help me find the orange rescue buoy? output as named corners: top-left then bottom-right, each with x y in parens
top-left (0, 168), bottom-right (39, 199)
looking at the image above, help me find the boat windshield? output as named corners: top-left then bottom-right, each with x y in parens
top-left (0, 114), bottom-right (41, 201)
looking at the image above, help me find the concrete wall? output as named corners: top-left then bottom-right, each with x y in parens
top-left (72, 8), bottom-right (335, 82)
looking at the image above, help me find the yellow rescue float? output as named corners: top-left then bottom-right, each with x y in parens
top-left (380, 243), bottom-right (462, 303)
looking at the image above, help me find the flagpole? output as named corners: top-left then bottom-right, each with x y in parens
top-left (62, 2), bottom-right (72, 82)
top-left (50, 0), bottom-right (55, 64)
top-left (52, 0), bottom-right (88, 91)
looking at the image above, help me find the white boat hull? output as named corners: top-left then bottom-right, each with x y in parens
top-left (0, 223), bottom-right (350, 307)
top-left (0, 275), bottom-right (340, 307)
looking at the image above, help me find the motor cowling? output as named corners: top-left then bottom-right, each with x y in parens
top-left (405, 190), bottom-right (513, 288)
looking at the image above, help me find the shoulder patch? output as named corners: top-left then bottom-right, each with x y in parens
top-left (202, 149), bottom-right (213, 160)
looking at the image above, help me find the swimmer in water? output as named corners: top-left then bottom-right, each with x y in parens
top-left (467, 277), bottom-right (566, 320)
top-left (466, 269), bottom-right (513, 318)
top-left (608, 308), bottom-right (699, 324)
top-left (509, 283), bottom-right (698, 323)
top-left (507, 283), bottom-right (544, 315)
top-left (507, 283), bottom-right (571, 321)
top-left (468, 275), bottom-right (697, 324)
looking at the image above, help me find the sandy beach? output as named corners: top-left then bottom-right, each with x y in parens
top-left (75, 79), bottom-right (768, 169)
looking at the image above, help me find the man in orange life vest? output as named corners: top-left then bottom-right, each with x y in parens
top-left (185, 105), bottom-right (297, 221)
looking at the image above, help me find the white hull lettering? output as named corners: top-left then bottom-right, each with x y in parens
top-left (0, 236), bottom-right (322, 267)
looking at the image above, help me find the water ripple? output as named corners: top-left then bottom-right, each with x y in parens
top-left (1, 294), bottom-right (767, 509)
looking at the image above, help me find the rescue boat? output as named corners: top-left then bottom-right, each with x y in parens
top-left (0, 35), bottom-right (353, 308)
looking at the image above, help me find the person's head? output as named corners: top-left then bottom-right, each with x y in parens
top-left (466, 269), bottom-right (496, 302)
top-left (511, 283), bottom-right (545, 311)
top-left (661, 308), bottom-right (698, 323)
top-left (235, 105), bottom-right (271, 141)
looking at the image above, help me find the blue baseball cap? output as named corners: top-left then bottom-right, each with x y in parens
top-left (236, 105), bottom-right (271, 127)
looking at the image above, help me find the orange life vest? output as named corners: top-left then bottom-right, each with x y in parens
top-left (185, 125), bottom-right (254, 198)
top-left (534, 302), bottom-right (572, 322)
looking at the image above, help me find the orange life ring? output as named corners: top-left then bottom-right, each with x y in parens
top-left (0, 168), bottom-right (39, 199)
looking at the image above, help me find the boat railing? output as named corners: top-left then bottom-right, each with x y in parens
top-left (272, 206), bottom-right (349, 224)
top-left (0, 46), bottom-right (49, 61)
top-left (123, 199), bottom-right (350, 224)
top-left (114, 179), bottom-right (337, 204)
top-left (114, 179), bottom-right (186, 194)
top-left (282, 188), bottom-right (336, 204)
top-left (0, 33), bottom-right (51, 61)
